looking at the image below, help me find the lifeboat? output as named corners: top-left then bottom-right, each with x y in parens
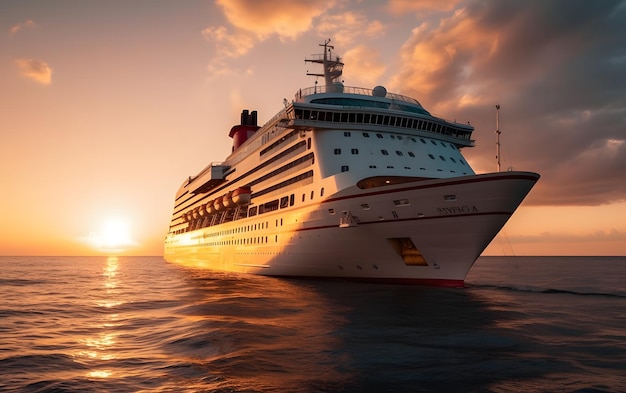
top-left (213, 197), bottom-right (224, 212)
top-left (192, 207), bottom-right (199, 219)
top-left (222, 191), bottom-right (234, 208)
top-left (198, 204), bottom-right (207, 217)
top-left (182, 212), bottom-right (189, 222)
top-left (186, 211), bottom-right (193, 222)
top-left (206, 200), bottom-right (215, 214)
top-left (232, 186), bottom-right (251, 205)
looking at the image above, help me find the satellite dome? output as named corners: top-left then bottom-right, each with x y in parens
top-left (372, 85), bottom-right (387, 97)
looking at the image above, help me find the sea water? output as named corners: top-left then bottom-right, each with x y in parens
top-left (1, 256), bottom-right (625, 392)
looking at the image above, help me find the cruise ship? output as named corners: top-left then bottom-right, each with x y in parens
top-left (164, 40), bottom-right (539, 286)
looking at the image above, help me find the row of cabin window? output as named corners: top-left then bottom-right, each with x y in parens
top-left (333, 148), bottom-right (466, 165)
top-left (204, 236), bottom-right (270, 247)
top-left (295, 109), bottom-right (471, 140)
top-left (341, 164), bottom-right (469, 173)
top-left (344, 131), bottom-right (458, 150)
top-left (249, 185), bottom-right (328, 217)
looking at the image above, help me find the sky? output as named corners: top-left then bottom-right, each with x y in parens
top-left (1, 0), bottom-right (625, 256)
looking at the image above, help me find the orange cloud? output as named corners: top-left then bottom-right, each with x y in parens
top-left (215, 0), bottom-right (334, 40)
top-left (201, 25), bottom-right (255, 58)
top-left (389, 0), bottom-right (461, 14)
top-left (342, 45), bottom-right (386, 86)
top-left (10, 19), bottom-right (36, 34)
top-left (15, 58), bottom-right (52, 85)
top-left (316, 11), bottom-right (385, 48)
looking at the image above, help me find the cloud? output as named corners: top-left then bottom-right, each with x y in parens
top-left (389, 0), bottom-right (461, 14)
top-left (10, 19), bottom-right (36, 34)
top-left (201, 25), bottom-right (256, 58)
top-left (342, 45), bottom-right (386, 86)
top-left (315, 11), bottom-right (385, 49)
top-left (508, 228), bottom-right (626, 244)
top-left (15, 59), bottom-right (53, 85)
top-left (215, 0), bottom-right (334, 41)
top-left (391, 0), bottom-right (626, 206)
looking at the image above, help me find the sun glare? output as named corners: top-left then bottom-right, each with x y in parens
top-left (89, 217), bottom-right (134, 253)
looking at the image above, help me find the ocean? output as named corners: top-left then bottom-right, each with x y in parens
top-left (0, 256), bottom-right (624, 392)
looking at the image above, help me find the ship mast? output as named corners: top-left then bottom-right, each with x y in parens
top-left (305, 38), bottom-right (344, 86)
top-left (495, 104), bottom-right (501, 172)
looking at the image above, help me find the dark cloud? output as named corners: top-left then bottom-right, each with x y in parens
top-left (395, 0), bottom-right (626, 206)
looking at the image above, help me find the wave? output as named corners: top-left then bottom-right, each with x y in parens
top-left (468, 283), bottom-right (626, 298)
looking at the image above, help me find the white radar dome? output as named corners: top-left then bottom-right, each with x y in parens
top-left (372, 85), bottom-right (387, 97)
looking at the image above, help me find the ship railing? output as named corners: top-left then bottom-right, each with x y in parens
top-left (294, 85), bottom-right (423, 107)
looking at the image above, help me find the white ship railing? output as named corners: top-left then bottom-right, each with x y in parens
top-left (294, 85), bottom-right (423, 107)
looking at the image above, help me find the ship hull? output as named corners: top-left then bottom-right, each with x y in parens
top-left (164, 171), bottom-right (538, 286)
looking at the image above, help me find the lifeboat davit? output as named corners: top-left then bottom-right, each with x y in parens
top-left (222, 191), bottom-right (234, 208)
top-left (232, 186), bottom-right (251, 205)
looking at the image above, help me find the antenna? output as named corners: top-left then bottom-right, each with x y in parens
top-left (495, 104), bottom-right (501, 172)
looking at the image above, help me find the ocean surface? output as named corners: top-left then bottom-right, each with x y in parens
top-left (1, 256), bottom-right (625, 392)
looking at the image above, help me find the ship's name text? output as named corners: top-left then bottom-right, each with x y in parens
top-left (437, 205), bottom-right (479, 215)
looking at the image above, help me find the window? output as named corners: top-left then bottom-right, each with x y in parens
top-left (369, 165), bottom-right (377, 168)
top-left (381, 149), bottom-right (389, 155)
top-left (450, 157), bottom-right (456, 163)
top-left (396, 151), bottom-right (403, 156)
top-left (362, 132), bottom-right (370, 138)
top-left (408, 152), bottom-right (415, 157)
top-left (351, 148), bottom-right (359, 154)
top-left (341, 165), bottom-right (350, 172)
top-left (334, 148), bottom-right (341, 155)
top-left (420, 138), bottom-right (426, 144)
top-left (344, 131), bottom-right (351, 137)
top-left (439, 155), bottom-right (446, 161)
top-left (428, 154), bottom-right (435, 159)
top-left (320, 188), bottom-right (324, 197)
top-left (376, 133), bottom-right (383, 139)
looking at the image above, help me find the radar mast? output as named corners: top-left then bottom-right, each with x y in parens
top-left (305, 38), bottom-right (344, 86)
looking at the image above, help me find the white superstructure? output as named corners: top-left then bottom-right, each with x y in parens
top-left (164, 40), bottom-right (539, 286)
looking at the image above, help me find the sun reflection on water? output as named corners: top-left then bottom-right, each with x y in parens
top-left (73, 256), bottom-right (125, 379)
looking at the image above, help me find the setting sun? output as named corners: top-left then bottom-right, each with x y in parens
top-left (89, 218), bottom-right (134, 253)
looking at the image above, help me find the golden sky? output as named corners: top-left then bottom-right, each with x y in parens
top-left (1, 0), bottom-right (625, 256)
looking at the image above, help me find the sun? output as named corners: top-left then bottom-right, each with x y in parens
top-left (89, 217), bottom-right (134, 252)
